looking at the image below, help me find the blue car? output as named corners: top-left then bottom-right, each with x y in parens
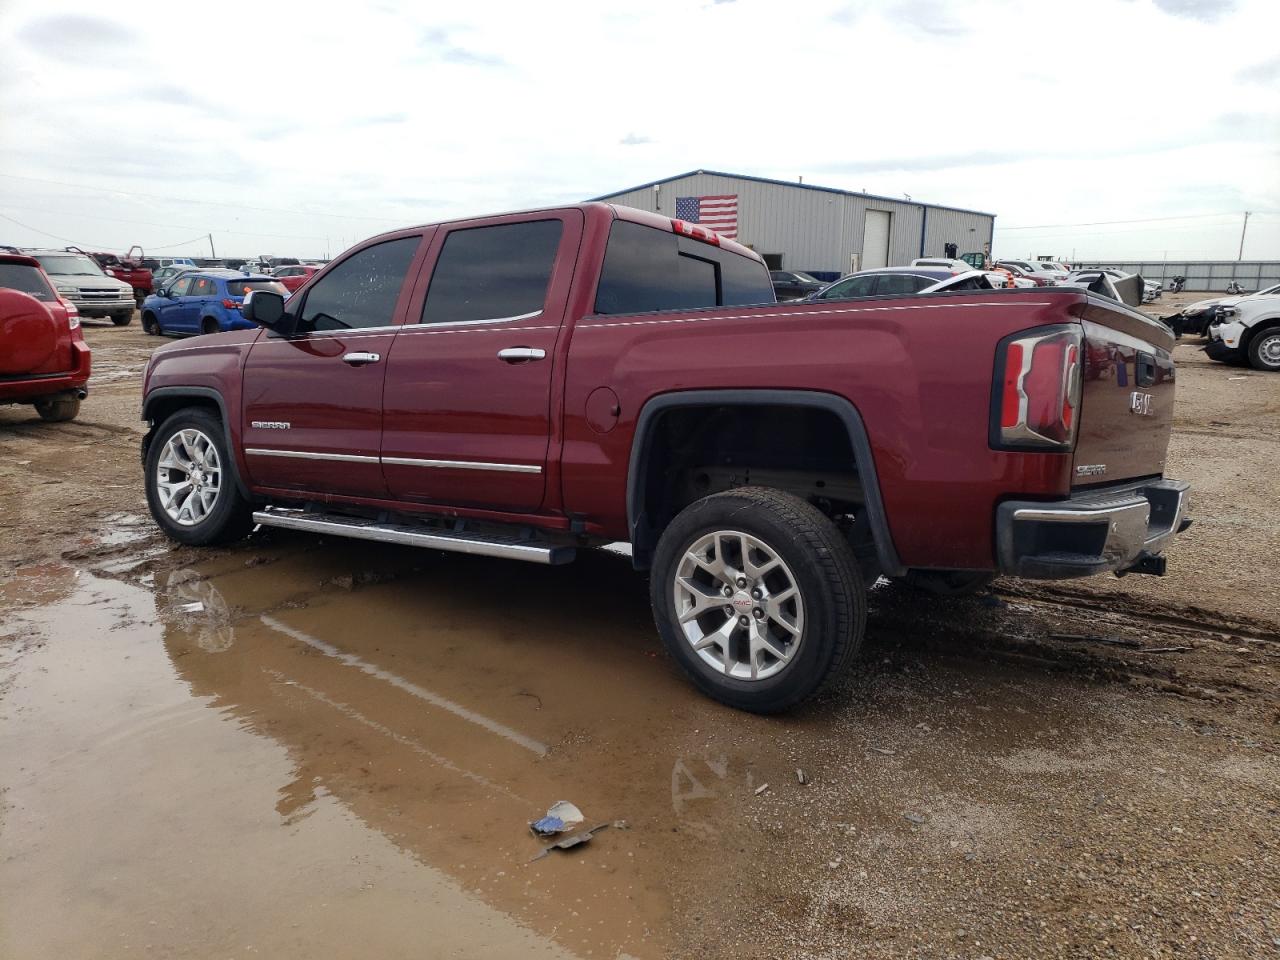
top-left (140, 270), bottom-right (288, 337)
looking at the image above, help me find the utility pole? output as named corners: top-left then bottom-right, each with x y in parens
top-left (208, 233), bottom-right (216, 258)
top-left (1237, 211), bottom-right (1251, 261)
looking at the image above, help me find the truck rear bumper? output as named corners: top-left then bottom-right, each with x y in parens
top-left (997, 479), bottom-right (1190, 579)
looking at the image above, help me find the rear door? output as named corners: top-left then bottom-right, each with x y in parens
top-left (186, 276), bottom-right (218, 332)
top-left (1073, 300), bottom-right (1176, 486)
top-left (380, 211), bottom-right (581, 512)
top-left (240, 234), bottom-right (427, 499)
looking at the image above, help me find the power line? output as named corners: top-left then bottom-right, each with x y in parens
top-left (0, 211), bottom-right (114, 249)
top-left (0, 172), bottom-right (408, 225)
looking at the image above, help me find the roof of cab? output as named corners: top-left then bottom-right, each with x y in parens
top-left (355, 202), bottom-right (764, 264)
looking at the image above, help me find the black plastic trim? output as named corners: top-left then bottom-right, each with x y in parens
top-left (625, 389), bottom-right (903, 576)
top-left (141, 386), bottom-right (251, 500)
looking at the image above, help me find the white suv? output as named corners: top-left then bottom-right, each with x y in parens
top-left (28, 250), bottom-right (135, 325)
top-left (1206, 294), bottom-right (1280, 371)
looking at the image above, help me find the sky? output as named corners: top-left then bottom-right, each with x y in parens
top-left (1, 0), bottom-right (1277, 263)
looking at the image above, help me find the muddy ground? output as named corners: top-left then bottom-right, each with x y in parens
top-left (1, 299), bottom-right (1277, 959)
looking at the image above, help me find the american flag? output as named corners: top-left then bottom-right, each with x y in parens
top-left (674, 195), bottom-right (738, 239)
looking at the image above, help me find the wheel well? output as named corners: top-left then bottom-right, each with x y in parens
top-left (200, 315), bottom-right (219, 334)
top-left (142, 390), bottom-right (251, 499)
top-left (628, 399), bottom-right (896, 576)
top-left (1243, 317), bottom-right (1280, 349)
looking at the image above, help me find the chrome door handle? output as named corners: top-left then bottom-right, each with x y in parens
top-left (342, 352), bottom-right (381, 365)
top-left (497, 347), bottom-right (546, 363)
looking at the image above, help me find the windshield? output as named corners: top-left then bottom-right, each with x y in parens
top-left (0, 262), bottom-right (56, 301)
top-left (33, 254), bottom-right (105, 277)
top-left (228, 279), bottom-right (289, 298)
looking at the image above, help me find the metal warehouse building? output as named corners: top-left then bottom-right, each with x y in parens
top-left (591, 169), bottom-right (996, 277)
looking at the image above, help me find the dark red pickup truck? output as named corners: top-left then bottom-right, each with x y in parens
top-left (140, 203), bottom-right (1189, 711)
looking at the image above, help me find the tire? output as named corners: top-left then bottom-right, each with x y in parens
top-left (650, 486), bottom-right (865, 713)
top-left (891, 569), bottom-right (995, 597)
top-left (1247, 328), bottom-right (1280, 372)
top-left (144, 408), bottom-right (254, 546)
top-left (34, 396), bottom-right (80, 422)
top-left (111, 310), bottom-right (133, 326)
top-left (200, 317), bottom-right (219, 336)
top-left (141, 311), bottom-right (159, 336)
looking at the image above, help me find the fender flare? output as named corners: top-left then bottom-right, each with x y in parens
top-left (625, 389), bottom-right (903, 576)
top-left (142, 385), bottom-right (251, 500)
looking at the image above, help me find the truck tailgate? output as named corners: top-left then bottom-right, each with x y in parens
top-left (1073, 300), bottom-right (1176, 487)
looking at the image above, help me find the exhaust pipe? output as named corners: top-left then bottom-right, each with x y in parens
top-left (75, 388), bottom-right (87, 400)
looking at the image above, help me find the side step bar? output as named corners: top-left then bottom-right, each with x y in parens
top-left (252, 507), bottom-right (576, 565)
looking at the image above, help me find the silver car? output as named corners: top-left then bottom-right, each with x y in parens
top-left (28, 250), bottom-right (135, 325)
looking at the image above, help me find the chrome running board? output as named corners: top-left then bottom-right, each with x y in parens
top-left (253, 507), bottom-right (576, 565)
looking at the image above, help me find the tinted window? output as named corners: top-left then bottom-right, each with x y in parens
top-left (817, 275), bottom-right (876, 300)
top-left (169, 276), bottom-right (194, 297)
top-left (876, 274), bottom-right (934, 296)
top-left (299, 236), bottom-right (418, 332)
top-left (420, 219), bottom-right (563, 325)
top-left (229, 279), bottom-right (289, 298)
top-left (0, 263), bottom-right (55, 301)
top-left (33, 254), bottom-right (104, 277)
top-left (594, 220), bottom-right (773, 315)
top-left (191, 277), bottom-right (216, 296)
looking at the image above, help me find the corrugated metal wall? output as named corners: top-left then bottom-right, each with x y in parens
top-left (594, 173), bottom-right (994, 275)
top-left (1073, 260), bottom-right (1280, 292)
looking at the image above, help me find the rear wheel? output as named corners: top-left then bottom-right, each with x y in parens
top-left (34, 396), bottom-right (80, 422)
top-left (145, 408), bottom-right (254, 545)
top-left (200, 317), bottom-right (219, 336)
top-left (1247, 328), bottom-right (1280, 372)
top-left (650, 487), bottom-right (865, 713)
top-left (111, 309), bottom-right (133, 326)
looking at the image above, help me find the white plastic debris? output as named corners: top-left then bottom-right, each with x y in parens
top-left (178, 601), bottom-right (205, 613)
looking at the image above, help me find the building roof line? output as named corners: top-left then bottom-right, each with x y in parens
top-left (588, 168), bottom-right (996, 219)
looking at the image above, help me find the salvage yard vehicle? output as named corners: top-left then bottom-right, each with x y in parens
top-left (1205, 293), bottom-right (1280, 371)
top-left (28, 249), bottom-right (135, 325)
top-left (0, 253), bottom-right (91, 421)
top-left (272, 264), bottom-right (321, 293)
top-left (1167, 283), bottom-right (1280, 339)
top-left (81, 245), bottom-right (153, 305)
top-left (139, 202), bottom-right (1190, 712)
top-left (808, 267), bottom-right (993, 300)
top-left (769, 270), bottom-right (825, 301)
top-left (140, 271), bottom-right (288, 337)
top-left (151, 264), bottom-right (197, 292)
top-left (996, 260), bottom-right (1065, 286)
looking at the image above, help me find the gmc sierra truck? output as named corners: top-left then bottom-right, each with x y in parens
top-left (140, 203), bottom-right (1189, 712)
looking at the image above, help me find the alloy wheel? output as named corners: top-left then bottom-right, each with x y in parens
top-left (155, 428), bottom-right (222, 526)
top-left (673, 529), bottom-right (805, 681)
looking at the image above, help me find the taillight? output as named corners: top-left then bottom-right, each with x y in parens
top-left (222, 298), bottom-right (241, 310)
top-left (991, 325), bottom-right (1082, 451)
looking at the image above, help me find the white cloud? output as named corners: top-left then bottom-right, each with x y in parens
top-left (0, 0), bottom-right (1276, 260)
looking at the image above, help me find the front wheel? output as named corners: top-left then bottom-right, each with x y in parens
top-left (141, 311), bottom-right (160, 335)
top-left (144, 408), bottom-right (254, 545)
top-left (1247, 328), bottom-right (1280, 372)
top-left (650, 487), bottom-right (865, 713)
top-left (111, 310), bottom-right (133, 326)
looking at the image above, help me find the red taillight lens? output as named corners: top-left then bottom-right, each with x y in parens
top-left (222, 298), bottom-right (241, 310)
top-left (991, 327), bottom-right (1082, 451)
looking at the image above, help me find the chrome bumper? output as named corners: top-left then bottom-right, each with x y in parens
top-left (997, 479), bottom-right (1190, 579)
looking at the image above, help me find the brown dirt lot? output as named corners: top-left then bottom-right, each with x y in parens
top-left (1, 306), bottom-right (1277, 959)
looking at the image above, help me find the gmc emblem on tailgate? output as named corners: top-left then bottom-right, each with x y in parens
top-left (1129, 392), bottom-right (1154, 416)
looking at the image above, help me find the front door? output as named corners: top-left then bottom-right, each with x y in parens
top-left (380, 212), bottom-right (581, 513)
top-left (156, 275), bottom-right (195, 332)
top-left (240, 234), bottom-right (426, 499)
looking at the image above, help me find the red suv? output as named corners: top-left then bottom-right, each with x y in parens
top-left (0, 252), bottom-right (91, 422)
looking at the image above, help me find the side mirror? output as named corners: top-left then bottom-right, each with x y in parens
top-left (242, 290), bottom-right (297, 335)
